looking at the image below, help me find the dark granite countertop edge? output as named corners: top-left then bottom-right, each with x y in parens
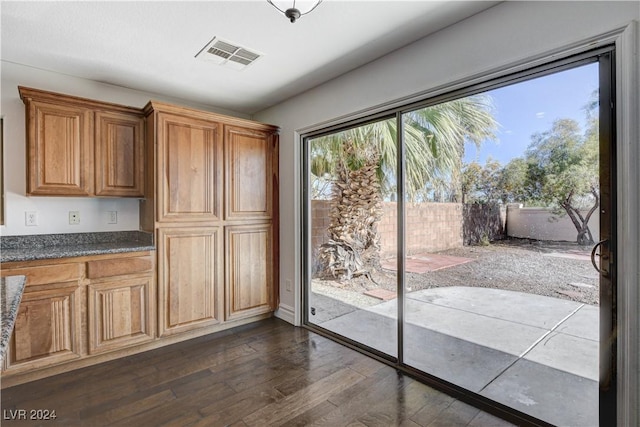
top-left (1, 231), bottom-right (155, 263)
top-left (1, 244), bottom-right (156, 263)
top-left (0, 245), bottom-right (156, 262)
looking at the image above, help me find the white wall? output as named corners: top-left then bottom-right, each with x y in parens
top-left (253, 0), bottom-right (638, 321)
top-left (0, 61), bottom-right (248, 236)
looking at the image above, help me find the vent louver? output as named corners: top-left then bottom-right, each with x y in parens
top-left (196, 37), bottom-right (262, 70)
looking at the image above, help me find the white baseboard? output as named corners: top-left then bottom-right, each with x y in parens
top-left (274, 303), bottom-right (295, 324)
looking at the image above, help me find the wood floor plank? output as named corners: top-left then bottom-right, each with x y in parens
top-left (278, 400), bottom-right (339, 427)
top-left (82, 389), bottom-right (176, 426)
top-left (353, 379), bottom-right (445, 426)
top-left (310, 367), bottom-right (413, 426)
top-left (121, 381), bottom-right (232, 426)
top-left (133, 343), bottom-right (257, 389)
top-left (0, 318), bottom-right (515, 427)
top-left (242, 367), bottom-right (366, 426)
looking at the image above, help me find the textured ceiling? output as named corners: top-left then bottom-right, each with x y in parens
top-left (1, 1), bottom-right (499, 114)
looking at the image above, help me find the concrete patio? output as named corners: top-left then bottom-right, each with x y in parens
top-left (314, 286), bottom-right (599, 427)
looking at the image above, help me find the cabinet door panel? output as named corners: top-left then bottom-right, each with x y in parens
top-left (225, 224), bottom-right (273, 320)
top-left (27, 101), bottom-right (93, 195)
top-left (158, 227), bottom-right (221, 336)
top-left (95, 111), bottom-right (145, 197)
top-left (158, 114), bottom-right (221, 221)
top-left (7, 284), bottom-right (81, 370)
top-left (225, 126), bottom-right (273, 220)
top-left (88, 277), bottom-right (154, 354)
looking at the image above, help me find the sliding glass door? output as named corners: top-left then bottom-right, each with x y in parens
top-left (401, 60), bottom-right (607, 426)
top-left (303, 48), bottom-right (615, 426)
top-left (305, 117), bottom-right (398, 358)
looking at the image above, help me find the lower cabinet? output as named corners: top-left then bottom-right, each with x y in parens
top-left (157, 227), bottom-right (223, 336)
top-left (86, 254), bottom-right (155, 354)
top-left (9, 283), bottom-right (82, 370)
top-left (87, 276), bottom-right (155, 355)
top-left (1, 226), bottom-right (276, 384)
top-left (1, 252), bottom-right (154, 376)
top-left (225, 223), bottom-right (274, 321)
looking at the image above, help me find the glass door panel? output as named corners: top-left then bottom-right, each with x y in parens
top-left (402, 63), bottom-right (602, 426)
top-left (306, 118), bottom-right (398, 357)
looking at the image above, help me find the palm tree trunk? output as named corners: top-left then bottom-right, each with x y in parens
top-left (319, 143), bottom-right (383, 280)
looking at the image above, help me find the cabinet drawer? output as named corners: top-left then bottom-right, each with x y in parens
top-left (86, 256), bottom-right (153, 279)
top-left (1, 263), bottom-right (81, 286)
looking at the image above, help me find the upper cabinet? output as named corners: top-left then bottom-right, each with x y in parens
top-left (19, 87), bottom-right (145, 197)
top-left (155, 112), bottom-right (222, 222)
top-left (142, 101), bottom-right (278, 226)
top-left (24, 99), bottom-right (94, 196)
top-left (224, 126), bottom-right (274, 221)
top-left (95, 111), bottom-right (145, 197)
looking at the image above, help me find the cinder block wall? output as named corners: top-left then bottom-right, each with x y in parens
top-left (311, 200), bottom-right (463, 258)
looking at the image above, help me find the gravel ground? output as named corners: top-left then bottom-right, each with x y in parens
top-left (312, 238), bottom-right (600, 306)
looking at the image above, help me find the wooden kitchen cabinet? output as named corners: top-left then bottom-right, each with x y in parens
top-left (95, 111), bottom-right (145, 197)
top-left (9, 284), bottom-right (82, 369)
top-left (157, 227), bottom-right (222, 336)
top-left (23, 98), bottom-right (94, 196)
top-left (86, 255), bottom-right (155, 354)
top-left (1, 251), bottom-right (155, 382)
top-left (224, 125), bottom-right (274, 220)
top-left (87, 276), bottom-right (154, 354)
top-left (225, 223), bottom-right (274, 321)
top-left (156, 112), bottom-right (222, 222)
top-left (1, 263), bottom-right (83, 373)
top-left (19, 86), bottom-right (145, 197)
top-left (142, 100), bottom-right (279, 339)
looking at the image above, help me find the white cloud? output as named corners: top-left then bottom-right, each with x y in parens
top-left (535, 112), bottom-right (545, 119)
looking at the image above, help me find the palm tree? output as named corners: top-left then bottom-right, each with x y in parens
top-left (311, 95), bottom-right (497, 280)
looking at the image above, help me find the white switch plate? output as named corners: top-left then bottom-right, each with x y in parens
top-left (285, 279), bottom-right (292, 292)
top-left (25, 211), bottom-right (38, 226)
top-left (69, 211), bottom-right (80, 225)
top-left (107, 211), bottom-right (118, 224)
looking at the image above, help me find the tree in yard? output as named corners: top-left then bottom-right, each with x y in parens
top-left (515, 117), bottom-right (599, 245)
top-left (310, 95), bottom-right (498, 280)
top-left (497, 157), bottom-right (531, 204)
top-left (461, 158), bottom-right (504, 204)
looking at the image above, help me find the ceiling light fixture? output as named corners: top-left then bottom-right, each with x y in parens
top-left (267, 0), bottom-right (323, 23)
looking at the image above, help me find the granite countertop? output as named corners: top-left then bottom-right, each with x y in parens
top-left (1, 231), bottom-right (155, 263)
top-left (0, 275), bottom-right (26, 364)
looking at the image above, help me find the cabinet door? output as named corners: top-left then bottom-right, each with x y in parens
top-left (7, 284), bottom-right (81, 371)
top-left (26, 100), bottom-right (93, 196)
top-left (225, 223), bottom-right (274, 321)
top-left (225, 126), bottom-right (274, 220)
top-left (95, 111), bottom-right (145, 197)
top-left (157, 227), bottom-right (222, 336)
top-left (157, 113), bottom-right (221, 222)
top-left (88, 276), bottom-right (155, 354)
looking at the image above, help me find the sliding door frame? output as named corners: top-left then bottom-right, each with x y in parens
top-left (300, 45), bottom-right (619, 427)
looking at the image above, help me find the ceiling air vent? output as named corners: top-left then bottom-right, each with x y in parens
top-left (195, 37), bottom-right (262, 70)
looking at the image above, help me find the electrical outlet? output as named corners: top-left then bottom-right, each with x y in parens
top-left (69, 211), bottom-right (80, 225)
top-left (25, 211), bottom-right (39, 226)
top-left (107, 211), bottom-right (118, 224)
top-left (285, 279), bottom-right (292, 292)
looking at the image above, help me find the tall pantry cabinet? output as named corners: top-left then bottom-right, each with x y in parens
top-left (141, 102), bottom-right (279, 337)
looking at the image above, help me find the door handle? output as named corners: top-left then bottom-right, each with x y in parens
top-left (591, 239), bottom-right (609, 277)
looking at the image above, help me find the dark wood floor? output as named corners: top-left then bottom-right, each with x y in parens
top-left (1, 318), bottom-right (515, 426)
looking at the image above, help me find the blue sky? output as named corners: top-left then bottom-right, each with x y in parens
top-left (464, 62), bottom-right (599, 165)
